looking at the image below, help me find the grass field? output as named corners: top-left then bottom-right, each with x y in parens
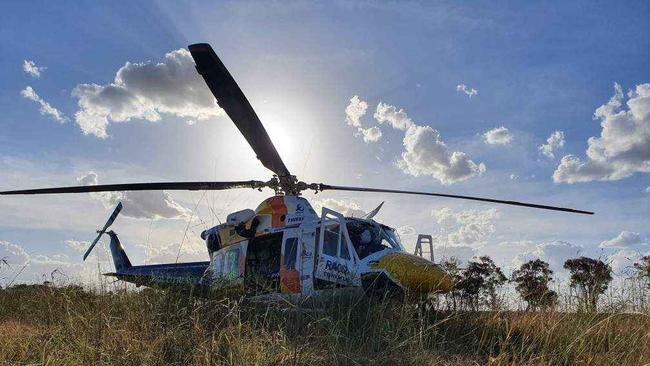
top-left (0, 284), bottom-right (648, 366)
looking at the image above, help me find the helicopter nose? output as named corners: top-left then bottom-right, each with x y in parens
top-left (372, 253), bottom-right (454, 294)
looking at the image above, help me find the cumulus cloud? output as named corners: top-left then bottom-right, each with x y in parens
top-left (77, 171), bottom-right (191, 220)
top-left (513, 241), bottom-right (583, 273)
top-left (143, 239), bottom-right (206, 264)
top-left (374, 102), bottom-right (414, 131)
top-left (313, 198), bottom-right (366, 218)
top-left (646, 186), bottom-right (650, 193)
top-left (432, 207), bottom-right (499, 247)
top-left (539, 130), bottom-right (565, 159)
top-left (20, 86), bottom-right (68, 123)
top-left (434, 244), bottom-right (476, 264)
top-left (509, 174), bottom-right (518, 180)
top-left (64, 240), bottom-right (89, 253)
top-left (22, 60), bottom-right (46, 78)
top-left (483, 126), bottom-right (513, 145)
top-left (345, 95), bottom-right (368, 128)
top-left (360, 126), bottom-right (382, 142)
top-left (456, 84), bottom-right (478, 98)
top-left (553, 83), bottom-right (650, 183)
top-left (397, 225), bottom-right (417, 237)
top-left (345, 95), bottom-right (382, 143)
top-left (398, 124), bottom-right (486, 184)
top-left (0, 240), bottom-right (88, 285)
top-left (607, 249), bottom-right (648, 278)
top-left (72, 48), bottom-right (222, 138)
top-left (599, 231), bottom-right (647, 249)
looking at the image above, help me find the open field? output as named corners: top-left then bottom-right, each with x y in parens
top-left (0, 285), bottom-right (648, 366)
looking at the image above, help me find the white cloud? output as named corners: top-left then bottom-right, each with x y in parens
top-left (539, 130), bottom-right (565, 159)
top-left (369, 101), bottom-right (485, 183)
top-left (645, 186), bottom-right (650, 193)
top-left (22, 60), bottom-right (46, 78)
top-left (553, 83), bottom-right (650, 183)
top-left (456, 84), bottom-right (478, 98)
top-left (345, 95), bottom-right (382, 143)
top-left (509, 174), bottom-right (518, 180)
top-left (345, 95), bottom-right (368, 128)
top-left (483, 126), bottom-right (513, 145)
top-left (434, 244), bottom-right (476, 264)
top-left (607, 249), bottom-right (648, 278)
top-left (64, 240), bottom-right (89, 253)
top-left (398, 124), bottom-right (486, 184)
top-left (360, 126), bottom-right (382, 143)
top-left (20, 86), bottom-right (68, 123)
top-left (513, 240), bottom-right (583, 273)
top-left (396, 225), bottom-right (417, 237)
top-left (599, 231), bottom-right (647, 249)
top-left (313, 198), bottom-right (366, 218)
top-left (77, 171), bottom-right (191, 220)
top-left (0, 240), bottom-right (87, 285)
top-left (72, 48), bottom-right (222, 139)
top-left (374, 102), bottom-right (414, 131)
top-left (432, 207), bottom-right (499, 247)
top-left (142, 239), bottom-right (206, 264)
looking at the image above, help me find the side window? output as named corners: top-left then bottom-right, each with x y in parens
top-left (214, 252), bottom-right (224, 276)
top-left (225, 248), bottom-right (240, 279)
top-left (284, 238), bottom-right (298, 270)
top-left (323, 223), bottom-right (339, 256)
top-left (340, 237), bottom-right (350, 259)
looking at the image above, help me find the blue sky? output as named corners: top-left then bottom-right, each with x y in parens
top-left (0, 1), bottom-right (648, 285)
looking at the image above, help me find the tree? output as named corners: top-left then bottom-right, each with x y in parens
top-left (510, 259), bottom-right (557, 311)
top-left (633, 255), bottom-right (650, 289)
top-left (563, 257), bottom-right (612, 312)
top-left (441, 258), bottom-right (463, 311)
top-left (457, 256), bottom-right (507, 311)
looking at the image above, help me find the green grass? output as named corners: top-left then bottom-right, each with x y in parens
top-left (0, 284), bottom-right (648, 365)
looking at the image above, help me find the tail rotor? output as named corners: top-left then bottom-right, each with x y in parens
top-left (83, 202), bottom-right (123, 261)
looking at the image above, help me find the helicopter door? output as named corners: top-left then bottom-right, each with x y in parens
top-left (280, 228), bottom-right (301, 294)
top-left (298, 220), bottom-right (317, 296)
top-left (315, 208), bottom-right (361, 287)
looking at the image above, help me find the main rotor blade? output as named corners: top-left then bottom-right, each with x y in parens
top-left (0, 180), bottom-right (267, 195)
top-left (188, 43), bottom-right (291, 178)
top-left (317, 184), bottom-right (594, 215)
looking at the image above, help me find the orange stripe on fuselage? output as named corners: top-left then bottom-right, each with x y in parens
top-left (267, 196), bottom-right (288, 228)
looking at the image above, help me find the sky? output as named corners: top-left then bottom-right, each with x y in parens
top-left (0, 1), bottom-right (648, 287)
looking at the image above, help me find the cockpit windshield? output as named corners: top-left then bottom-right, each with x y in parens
top-left (346, 219), bottom-right (403, 259)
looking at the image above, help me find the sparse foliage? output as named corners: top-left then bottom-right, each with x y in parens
top-left (511, 259), bottom-right (557, 311)
top-left (564, 257), bottom-right (612, 312)
top-left (634, 255), bottom-right (650, 289)
top-left (457, 256), bottom-right (507, 310)
top-left (441, 258), bottom-right (463, 311)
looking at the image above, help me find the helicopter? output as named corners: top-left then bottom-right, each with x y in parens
top-left (0, 43), bottom-right (593, 300)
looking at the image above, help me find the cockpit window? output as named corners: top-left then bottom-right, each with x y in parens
top-left (346, 219), bottom-right (403, 259)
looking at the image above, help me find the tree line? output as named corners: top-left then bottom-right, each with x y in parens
top-left (440, 254), bottom-right (650, 312)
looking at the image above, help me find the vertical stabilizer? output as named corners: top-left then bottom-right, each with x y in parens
top-left (107, 231), bottom-right (132, 271)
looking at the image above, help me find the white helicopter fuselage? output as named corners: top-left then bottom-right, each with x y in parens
top-left (200, 196), bottom-right (453, 298)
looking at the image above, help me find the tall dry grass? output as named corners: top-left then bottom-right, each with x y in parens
top-left (0, 284), bottom-right (648, 366)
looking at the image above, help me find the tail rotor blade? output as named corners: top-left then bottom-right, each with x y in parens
top-left (83, 202), bottom-right (123, 261)
top-left (103, 202), bottom-right (123, 231)
top-left (83, 232), bottom-right (103, 261)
